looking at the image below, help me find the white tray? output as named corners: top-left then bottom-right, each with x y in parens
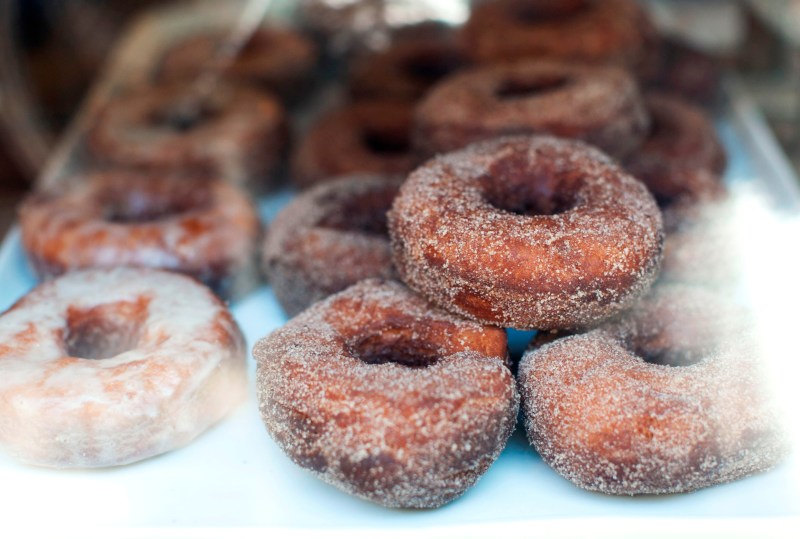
top-left (3, 3), bottom-right (800, 537)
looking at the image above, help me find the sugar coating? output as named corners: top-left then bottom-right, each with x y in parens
top-left (461, 0), bottom-right (655, 75)
top-left (388, 135), bottom-right (664, 330)
top-left (414, 60), bottom-right (649, 159)
top-left (0, 268), bottom-right (248, 468)
top-left (89, 81), bottom-right (287, 189)
top-left (253, 279), bottom-right (519, 508)
top-left (624, 93), bottom-right (727, 205)
top-left (18, 171), bottom-right (261, 299)
top-left (518, 284), bottom-right (789, 495)
top-left (263, 175), bottom-right (401, 316)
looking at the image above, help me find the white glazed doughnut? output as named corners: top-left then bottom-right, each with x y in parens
top-left (0, 268), bottom-right (247, 468)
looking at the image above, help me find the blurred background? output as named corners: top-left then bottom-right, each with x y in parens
top-left (1, 0), bottom-right (799, 235)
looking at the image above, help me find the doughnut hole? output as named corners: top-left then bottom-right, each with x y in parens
top-left (494, 74), bottom-right (570, 100)
top-left (316, 187), bottom-right (396, 237)
top-left (403, 51), bottom-right (465, 85)
top-left (481, 152), bottom-right (580, 216)
top-left (350, 326), bottom-right (441, 368)
top-left (98, 181), bottom-right (213, 223)
top-left (64, 298), bottom-right (150, 360)
top-left (512, 0), bottom-right (590, 22)
top-left (149, 99), bottom-right (219, 132)
top-left (363, 127), bottom-right (412, 156)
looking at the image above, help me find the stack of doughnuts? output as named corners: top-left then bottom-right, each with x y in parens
top-left (2, 0), bottom-right (786, 513)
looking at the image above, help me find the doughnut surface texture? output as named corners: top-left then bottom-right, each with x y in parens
top-left (0, 268), bottom-right (247, 468)
top-left (388, 136), bottom-right (663, 330)
top-left (518, 285), bottom-right (788, 494)
top-left (254, 279), bottom-right (518, 508)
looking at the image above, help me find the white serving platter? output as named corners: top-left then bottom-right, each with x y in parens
top-left (2, 2), bottom-right (800, 537)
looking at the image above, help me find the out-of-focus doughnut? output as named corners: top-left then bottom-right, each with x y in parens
top-left (0, 268), bottom-right (247, 468)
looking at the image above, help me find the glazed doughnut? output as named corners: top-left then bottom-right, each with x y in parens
top-left (291, 100), bottom-right (420, 189)
top-left (18, 171), bottom-right (260, 299)
top-left (625, 93), bottom-right (726, 206)
top-left (414, 61), bottom-right (649, 159)
top-left (461, 0), bottom-right (655, 72)
top-left (89, 82), bottom-right (287, 190)
top-left (388, 135), bottom-right (664, 330)
top-left (0, 268), bottom-right (247, 468)
top-left (157, 27), bottom-right (318, 102)
top-left (254, 279), bottom-right (518, 508)
top-left (348, 32), bottom-right (470, 102)
top-left (518, 284), bottom-right (788, 495)
top-left (263, 175), bottom-right (401, 316)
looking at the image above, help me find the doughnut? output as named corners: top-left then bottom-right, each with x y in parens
top-left (18, 170), bottom-right (261, 299)
top-left (253, 279), bottom-right (518, 508)
top-left (291, 100), bottom-right (420, 189)
top-left (348, 32), bottom-right (470, 102)
top-left (89, 82), bottom-right (288, 191)
top-left (647, 37), bottom-right (722, 107)
top-left (413, 61), bottom-right (649, 159)
top-left (388, 135), bottom-right (664, 330)
top-left (518, 284), bottom-right (788, 495)
top-left (157, 27), bottom-right (318, 102)
top-left (0, 267), bottom-right (247, 468)
top-left (263, 175), bottom-right (401, 316)
top-left (461, 0), bottom-right (656, 72)
top-left (624, 93), bottom-right (726, 206)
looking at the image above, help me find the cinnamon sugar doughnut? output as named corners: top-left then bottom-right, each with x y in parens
top-left (625, 93), bottom-right (726, 206)
top-left (291, 100), bottom-right (420, 189)
top-left (89, 82), bottom-right (287, 190)
top-left (19, 171), bottom-right (260, 299)
top-left (254, 279), bottom-right (518, 508)
top-left (0, 268), bottom-right (247, 468)
top-left (388, 135), bottom-right (663, 330)
top-left (414, 61), bottom-right (648, 159)
top-left (647, 37), bottom-right (722, 107)
top-left (461, 0), bottom-right (656, 72)
top-left (157, 27), bottom-right (318, 102)
top-left (348, 33), bottom-right (470, 102)
top-left (264, 175), bottom-right (401, 316)
top-left (519, 284), bottom-right (787, 495)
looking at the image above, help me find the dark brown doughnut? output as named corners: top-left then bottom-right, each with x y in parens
top-left (291, 100), bottom-right (421, 189)
top-left (263, 175), bottom-right (402, 316)
top-left (89, 82), bottom-right (288, 191)
top-left (157, 27), bottom-right (318, 102)
top-left (647, 37), bottom-right (723, 108)
top-left (519, 284), bottom-right (788, 495)
top-left (348, 32), bottom-right (471, 102)
top-left (625, 93), bottom-right (726, 206)
top-left (413, 61), bottom-right (649, 159)
top-left (461, 0), bottom-right (656, 72)
top-left (388, 135), bottom-right (664, 330)
top-left (253, 279), bottom-right (518, 508)
top-left (18, 171), bottom-right (260, 299)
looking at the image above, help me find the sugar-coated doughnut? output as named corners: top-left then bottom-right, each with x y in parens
top-left (263, 175), bottom-right (401, 316)
top-left (0, 268), bottom-right (247, 468)
top-left (254, 279), bottom-right (518, 508)
top-left (157, 27), bottom-right (318, 102)
top-left (461, 0), bottom-right (656, 72)
top-left (414, 61), bottom-right (648, 159)
top-left (388, 135), bottom-right (663, 330)
top-left (519, 284), bottom-right (788, 495)
top-left (19, 171), bottom-right (261, 299)
top-left (89, 82), bottom-right (287, 190)
top-left (625, 93), bottom-right (726, 206)
top-left (291, 100), bottom-right (420, 189)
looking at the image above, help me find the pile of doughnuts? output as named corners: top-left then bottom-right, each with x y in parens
top-left (1, 0), bottom-right (787, 513)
